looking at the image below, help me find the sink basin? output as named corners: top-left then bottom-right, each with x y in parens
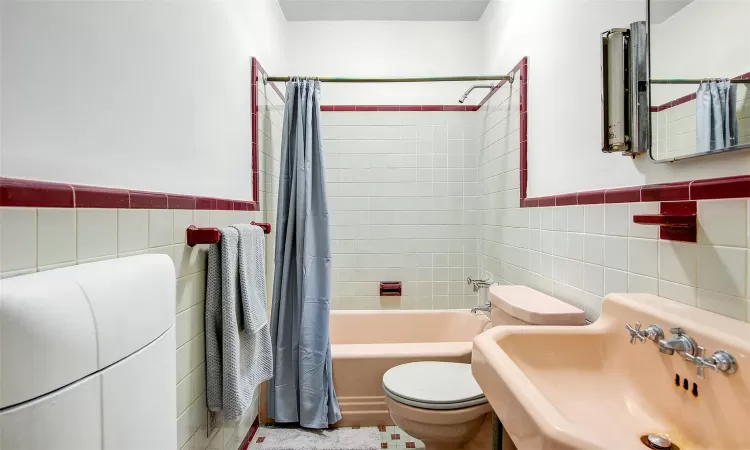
top-left (472, 293), bottom-right (750, 450)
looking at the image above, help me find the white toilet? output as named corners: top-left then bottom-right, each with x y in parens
top-left (382, 286), bottom-right (586, 450)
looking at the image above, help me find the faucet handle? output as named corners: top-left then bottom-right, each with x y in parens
top-left (685, 348), bottom-right (717, 379)
top-left (625, 322), bottom-right (646, 344)
top-left (669, 327), bottom-right (685, 335)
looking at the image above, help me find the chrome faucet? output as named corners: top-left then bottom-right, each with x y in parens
top-left (658, 327), bottom-right (697, 357)
top-left (471, 302), bottom-right (491, 313)
top-left (684, 347), bottom-right (738, 379)
top-left (625, 322), bottom-right (664, 344)
top-left (658, 327), bottom-right (738, 378)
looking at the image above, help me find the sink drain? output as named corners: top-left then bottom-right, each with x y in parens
top-left (640, 434), bottom-right (680, 450)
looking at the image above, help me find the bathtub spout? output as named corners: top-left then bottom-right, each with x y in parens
top-left (471, 303), bottom-right (491, 313)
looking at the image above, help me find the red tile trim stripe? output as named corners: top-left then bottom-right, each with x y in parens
top-left (521, 175), bottom-right (750, 207)
top-left (319, 105), bottom-right (477, 112)
top-left (0, 177), bottom-right (258, 210)
top-left (651, 71), bottom-right (750, 112)
top-left (238, 416), bottom-right (260, 450)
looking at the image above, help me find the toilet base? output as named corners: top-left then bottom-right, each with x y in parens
top-left (385, 397), bottom-right (493, 450)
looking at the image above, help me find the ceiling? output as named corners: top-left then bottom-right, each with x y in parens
top-left (278, 0), bottom-right (491, 21)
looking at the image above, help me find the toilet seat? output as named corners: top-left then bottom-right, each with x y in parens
top-left (382, 362), bottom-right (487, 411)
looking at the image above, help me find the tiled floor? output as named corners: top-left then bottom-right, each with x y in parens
top-left (247, 425), bottom-right (425, 449)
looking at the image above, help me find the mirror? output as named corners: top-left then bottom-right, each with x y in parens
top-left (649, 0), bottom-right (750, 162)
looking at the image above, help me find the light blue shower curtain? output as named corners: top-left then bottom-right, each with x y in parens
top-left (267, 79), bottom-right (341, 429)
top-left (697, 79), bottom-right (738, 152)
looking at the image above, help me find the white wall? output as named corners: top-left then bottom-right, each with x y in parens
top-left (282, 21), bottom-right (487, 105)
top-left (1, 0), bottom-right (286, 201)
top-left (651, 0), bottom-right (750, 104)
top-left (481, 0), bottom-right (750, 198)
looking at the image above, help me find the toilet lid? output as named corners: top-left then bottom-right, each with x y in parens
top-left (382, 362), bottom-right (486, 410)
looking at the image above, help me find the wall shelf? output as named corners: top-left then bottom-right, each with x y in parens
top-left (632, 201), bottom-right (697, 242)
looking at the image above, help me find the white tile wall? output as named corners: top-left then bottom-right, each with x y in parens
top-left (478, 192), bottom-right (750, 321)
top-left (475, 80), bottom-right (750, 322)
top-left (321, 109), bottom-right (480, 310)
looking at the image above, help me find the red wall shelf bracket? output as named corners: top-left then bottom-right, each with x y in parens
top-left (186, 222), bottom-right (271, 247)
top-left (632, 201), bottom-right (697, 242)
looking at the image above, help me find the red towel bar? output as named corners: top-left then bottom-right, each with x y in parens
top-left (186, 222), bottom-right (271, 247)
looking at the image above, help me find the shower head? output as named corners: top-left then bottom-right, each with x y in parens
top-left (458, 83), bottom-right (496, 104)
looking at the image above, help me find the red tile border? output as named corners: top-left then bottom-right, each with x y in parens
top-left (215, 198), bottom-right (234, 210)
top-left (555, 193), bottom-right (578, 206)
top-left (690, 175), bottom-right (750, 200)
top-left (576, 190), bottom-right (606, 205)
top-left (319, 104), bottom-right (476, 112)
top-left (604, 186), bottom-right (642, 204)
top-left (167, 194), bottom-right (196, 210)
top-left (537, 196), bottom-right (556, 207)
top-left (129, 191), bottom-right (168, 209)
top-left (0, 177), bottom-right (256, 210)
top-left (0, 178), bottom-right (74, 208)
top-left (238, 416), bottom-right (260, 450)
top-left (74, 185), bottom-right (130, 209)
top-left (641, 182), bottom-right (690, 202)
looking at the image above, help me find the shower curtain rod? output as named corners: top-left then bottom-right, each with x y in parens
top-left (651, 78), bottom-right (750, 84)
top-left (264, 75), bottom-right (513, 83)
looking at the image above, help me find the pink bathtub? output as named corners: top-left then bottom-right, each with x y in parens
top-left (329, 310), bottom-right (490, 427)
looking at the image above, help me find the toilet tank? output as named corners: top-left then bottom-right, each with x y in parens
top-left (0, 255), bottom-right (176, 450)
top-left (488, 285), bottom-right (586, 326)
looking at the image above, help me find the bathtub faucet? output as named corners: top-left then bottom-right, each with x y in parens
top-left (471, 303), bottom-right (492, 313)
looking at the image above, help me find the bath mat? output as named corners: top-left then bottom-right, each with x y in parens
top-left (259, 427), bottom-right (380, 450)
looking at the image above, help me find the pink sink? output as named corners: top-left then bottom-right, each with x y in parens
top-left (472, 293), bottom-right (750, 450)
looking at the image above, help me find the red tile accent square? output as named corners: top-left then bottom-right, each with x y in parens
top-left (398, 106), bottom-right (423, 112)
top-left (377, 425), bottom-right (387, 432)
top-left (391, 434), bottom-right (400, 440)
top-left (381, 444), bottom-right (388, 449)
top-left (321, 105), bottom-right (336, 112)
top-left (406, 442), bottom-right (416, 449)
top-left (420, 105), bottom-right (443, 112)
top-left (334, 105), bottom-right (357, 112)
top-left (377, 106), bottom-right (401, 112)
top-left (522, 197), bottom-right (539, 208)
top-left (355, 105), bottom-right (379, 112)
